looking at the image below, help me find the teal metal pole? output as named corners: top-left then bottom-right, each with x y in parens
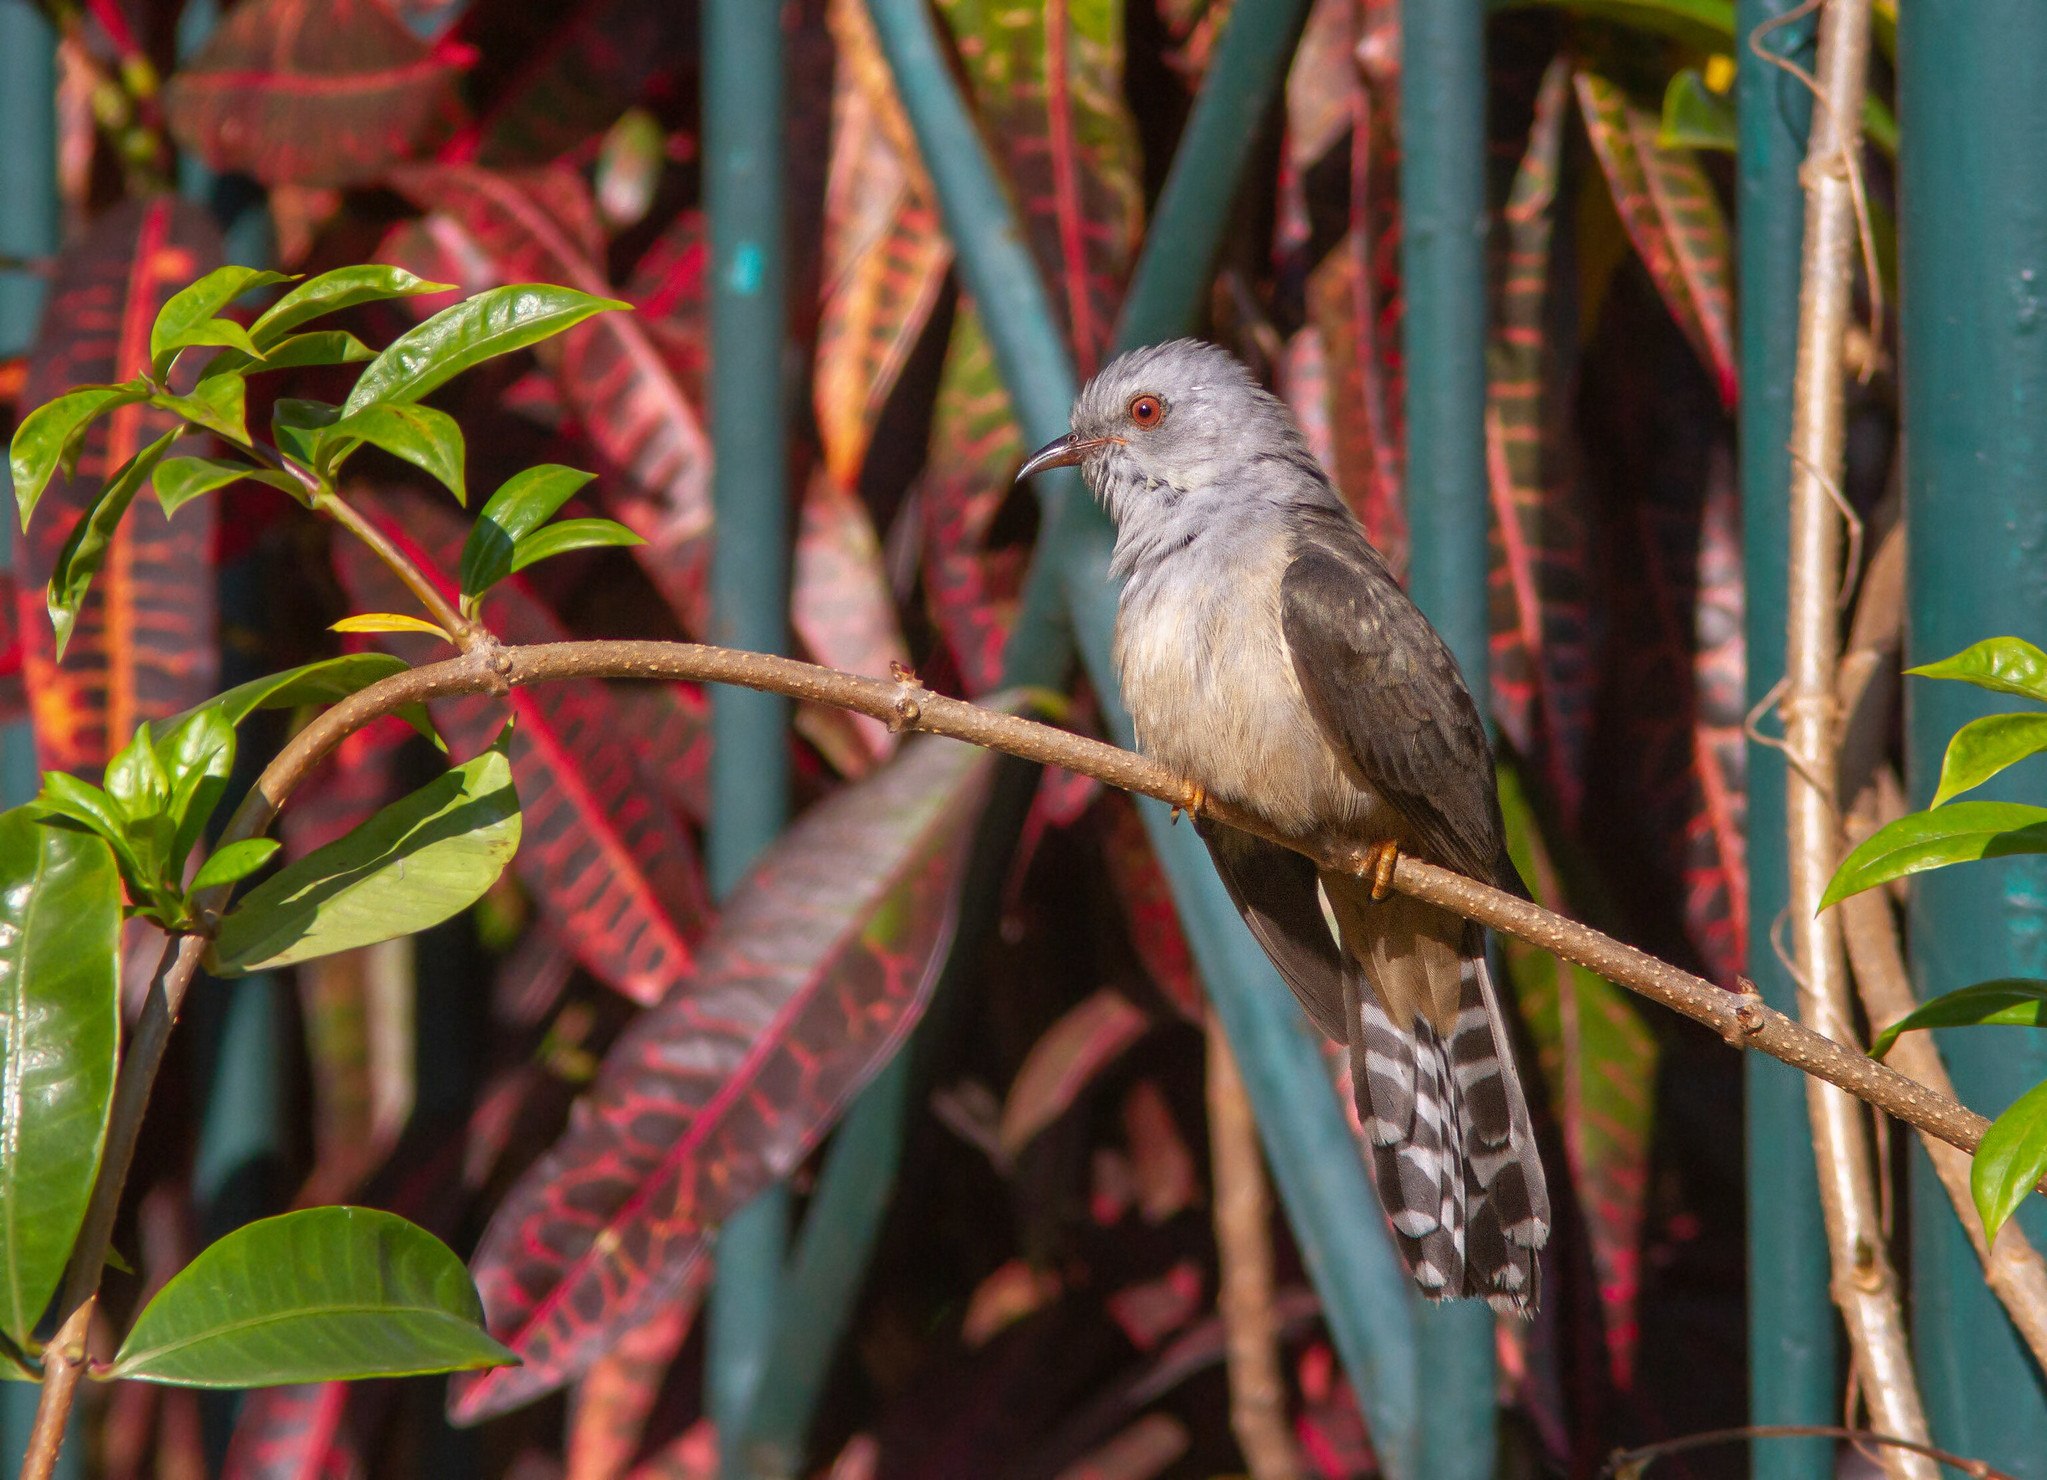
top-left (1735, 6), bottom-right (1835, 1477)
top-left (702, 1), bottom-right (793, 1473)
top-left (865, 3), bottom-right (1420, 1474)
top-left (0, 5), bottom-right (76, 1476)
top-left (742, 6), bottom-right (1319, 1468)
top-left (1398, 3), bottom-right (1498, 1473)
top-left (1898, 5), bottom-right (2047, 1474)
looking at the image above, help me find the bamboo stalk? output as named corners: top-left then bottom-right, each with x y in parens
top-left (1778, 1), bottom-right (1932, 1471)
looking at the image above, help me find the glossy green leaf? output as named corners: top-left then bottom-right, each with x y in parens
top-left (153, 456), bottom-right (299, 518)
top-left (1821, 801), bottom-right (2047, 909)
top-left (1974, 1078), bottom-right (2047, 1244)
top-left (459, 464), bottom-right (595, 600)
top-left (1910, 637), bottom-right (2047, 705)
top-left (342, 284), bottom-right (628, 416)
top-left (156, 705), bottom-right (238, 883)
top-left (249, 265), bottom-right (455, 347)
top-left (0, 809), bottom-right (122, 1346)
top-left (1871, 980), bottom-right (2047, 1060)
top-left (211, 738), bottom-right (521, 974)
top-left (272, 399), bottom-right (342, 473)
top-left (199, 329), bottom-right (375, 382)
top-left (107, 1207), bottom-right (514, 1386)
top-left (104, 721), bottom-right (171, 821)
top-left (10, 382), bottom-right (150, 530)
top-left (152, 372), bottom-right (250, 443)
top-left (186, 653), bottom-right (412, 728)
top-left (191, 838), bottom-right (281, 894)
top-left (1660, 67), bottom-right (1735, 151)
top-left (149, 266), bottom-right (292, 378)
top-left (49, 429), bottom-right (181, 660)
top-left (319, 402), bottom-right (466, 503)
top-left (508, 518), bottom-right (643, 575)
top-left (1931, 713), bottom-right (2047, 806)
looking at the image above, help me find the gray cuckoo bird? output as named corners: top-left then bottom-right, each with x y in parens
top-left (1017, 338), bottom-right (1550, 1312)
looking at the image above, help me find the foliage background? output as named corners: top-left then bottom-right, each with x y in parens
top-left (0, 0), bottom-right (1903, 1474)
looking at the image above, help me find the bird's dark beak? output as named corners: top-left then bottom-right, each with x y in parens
top-left (1015, 433), bottom-right (1111, 484)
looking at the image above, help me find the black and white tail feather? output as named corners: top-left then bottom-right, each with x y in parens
top-left (1348, 930), bottom-right (1548, 1312)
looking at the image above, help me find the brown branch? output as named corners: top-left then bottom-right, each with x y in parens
top-left (33, 637), bottom-right (2027, 1459)
top-left (1779, 0), bottom-right (1929, 1468)
top-left (1602, 1424), bottom-right (2010, 1480)
top-left (18, 1296), bottom-right (94, 1480)
top-left (1206, 1017), bottom-right (1301, 1480)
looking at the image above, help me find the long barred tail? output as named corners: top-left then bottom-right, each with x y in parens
top-left (1348, 939), bottom-right (1550, 1313)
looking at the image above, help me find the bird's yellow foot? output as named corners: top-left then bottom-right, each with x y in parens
top-left (1365, 840), bottom-right (1401, 901)
top-left (1172, 778), bottom-right (1208, 825)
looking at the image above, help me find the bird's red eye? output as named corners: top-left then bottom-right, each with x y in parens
top-left (1128, 394), bottom-right (1163, 428)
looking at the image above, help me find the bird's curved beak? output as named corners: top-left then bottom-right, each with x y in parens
top-left (1015, 433), bottom-right (1112, 484)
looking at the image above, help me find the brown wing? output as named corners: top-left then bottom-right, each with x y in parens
top-left (1278, 506), bottom-right (1507, 885)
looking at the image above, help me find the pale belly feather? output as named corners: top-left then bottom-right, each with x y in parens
top-left (1113, 547), bottom-right (1389, 841)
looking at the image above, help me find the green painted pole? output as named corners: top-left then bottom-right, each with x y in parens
top-left (1397, 3), bottom-right (1499, 1473)
top-left (0, 5), bottom-right (73, 1476)
top-left (702, 0), bottom-right (794, 1473)
top-left (865, 3), bottom-right (1420, 1474)
top-left (1898, 6), bottom-right (2047, 1474)
top-left (1735, 6), bottom-right (1836, 1477)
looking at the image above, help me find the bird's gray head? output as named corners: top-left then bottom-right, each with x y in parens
top-left (1015, 339), bottom-right (1343, 577)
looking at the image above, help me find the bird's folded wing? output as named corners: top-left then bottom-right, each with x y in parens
top-left (1196, 818), bottom-right (1349, 1042)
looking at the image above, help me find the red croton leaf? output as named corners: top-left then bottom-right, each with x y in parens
top-left (998, 988), bottom-right (1153, 1156)
top-left (384, 163), bottom-right (715, 628)
top-left (451, 729), bottom-right (999, 1421)
top-left (220, 1383), bottom-right (357, 1480)
top-left (566, 1298), bottom-right (700, 1480)
top-left (1573, 69), bottom-right (1738, 408)
top-left (164, 0), bottom-right (467, 188)
top-left (1487, 58), bottom-right (1596, 824)
top-left (335, 492), bottom-right (711, 1004)
top-left (17, 196), bottom-right (220, 775)
top-left (1095, 794), bottom-right (1200, 1020)
top-left (792, 467), bottom-right (906, 775)
top-left (936, 0), bottom-right (1143, 375)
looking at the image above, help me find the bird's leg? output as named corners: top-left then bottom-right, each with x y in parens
top-left (1363, 840), bottom-right (1401, 901)
top-left (1171, 777), bottom-right (1209, 825)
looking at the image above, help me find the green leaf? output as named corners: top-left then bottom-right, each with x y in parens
top-left (210, 738), bottom-right (521, 974)
top-left (1822, 800), bottom-right (2047, 909)
top-left (508, 518), bottom-right (643, 575)
top-left (1871, 980), bottom-right (2047, 1059)
top-left (249, 265), bottom-right (455, 347)
top-left (0, 809), bottom-right (121, 1346)
top-left (1659, 67), bottom-right (1735, 151)
top-left (1931, 713), bottom-right (2047, 806)
top-left (161, 653), bottom-right (438, 759)
top-left (318, 403), bottom-right (466, 503)
top-left (149, 266), bottom-right (293, 379)
top-left (48, 429), bottom-right (181, 660)
top-left (153, 456), bottom-right (300, 519)
top-left (199, 330), bottom-right (375, 383)
top-left (191, 838), bottom-right (281, 894)
top-left (104, 721), bottom-right (170, 820)
top-left (156, 706), bottom-right (238, 879)
top-left (1910, 637), bottom-right (2047, 705)
top-left (459, 464), bottom-right (596, 601)
top-left (272, 399), bottom-right (341, 473)
top-left (106, 1207), bottom-right (514, 1386)
top-left (152, 372), bottom-right (249, 443)
top-left (1974, 1077), bottom-right (2047, 1245)
top-left (10, 382), bottom-right (150, 530)
top-left (342, 285), bottom-right (628, 416)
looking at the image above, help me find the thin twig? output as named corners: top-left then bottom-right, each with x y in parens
top-left (1206, 1017), bottom-right (1301, 1480)
top-left (1603, 1424), bottom-right (2009, 1479)
top-left (18, 1297), bottom-right (94, 1480)
top-left (1778, 0), bottom-right (1931, 1470)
